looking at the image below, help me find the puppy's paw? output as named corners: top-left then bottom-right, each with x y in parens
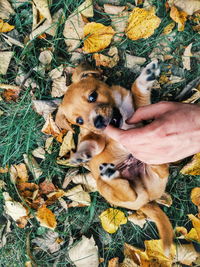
top-left (137, 60), bottom-right (160, 92)
top-left (99, 163), bottom-right (119, 180)
top-left (70, 151), bottom-right (92, 164)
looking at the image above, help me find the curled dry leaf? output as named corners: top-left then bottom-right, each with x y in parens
top-left (46, 189), bottom-right (65, 205)
top-left (77, 0), bottom-right (94, 18)
top-left (49, 65), bottom-right (63, 79)
top-left (170, 5), bottom-right (188, 31)
top-left (175, 226), bottom-right (188, 238)
top-left (23, 154), bottom-right (43, 179)
top-left (83, 22), bottom-right (115, 53)
top-left (39, 50), bottom-right (53, 65)
top-left (36, 204), bottom-right (57, 229)
top-left (45, 136), bottom-right (54, 154)
top-left (32, 99), bottom-right (61, 120)
top-left (125, 53), bottom-right (146, 68)
top-left (68, 235), bottom-right (99, 267)
top-left (191, 187), bottom-right (200, 206)
top-left (41, 113), bottom-right (62, 141)
top-left (126, 7), bottom-right (161, 40)
top-left (183, 88), bottom-right (200, 103)
top-left (188, 214), bottom-right (200, 240)
top-left (39, 180), bottom-right (56, 195)
top-left (180, 153), bottom-right (200, 175)
top-left (99, 208), bottom-right (127, 234)
top-left (162, 22), bottom-right (175, 35)
top-left (59, 131), bottom-right (75, 157)
top-left (0, 51), bottom-right (13, 75)
top-left (9, 163), bottom-right (28, 184)
top-left (72, 172), bottom-right (97, 192)
top-left (32, 147), bottom-right (46, 159)
top-left (17, 182), bottom-right (39, 198)
top-left (33, 0), bottom-right (52, 22)
top-left (0, 19), bottom-right (14, 33)
top-left (168, 0), bottom-right (200, 16)
top-left (64, 185), bottom-right (91, 206)
top-left (182, 43), bottom-right (193, 70)
top-left (51, 76), bottom-right (68, 97)
top-left (0, 165), bottom-right (9, 173)
top-left (0, 0), bottom-right (15, 19)
top-left (155, 192), bottom-right (173, 207)
top-left (93, 47), bottom-right (119, 68)
top-left (3, 192), bottom-right (27, 221)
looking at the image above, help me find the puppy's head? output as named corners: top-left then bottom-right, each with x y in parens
top-left (56, 64), bottom-right (123, 133)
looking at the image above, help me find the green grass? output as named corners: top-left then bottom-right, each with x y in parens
top-left (0, 0), bottom-right (200, 266)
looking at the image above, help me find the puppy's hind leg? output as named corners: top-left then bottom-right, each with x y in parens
top-left (131, 60), bottom-right (160, 109)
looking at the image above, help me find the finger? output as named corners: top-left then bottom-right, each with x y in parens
top-left (104, 125), bottom-right (126, 143)
top-left (127, 101), bottom-right (177, 124)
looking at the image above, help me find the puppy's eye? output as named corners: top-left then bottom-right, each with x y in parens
top-left (76, 117), bottom-right (84, 125)
top-left (88, 91), bottom-right (98, 103)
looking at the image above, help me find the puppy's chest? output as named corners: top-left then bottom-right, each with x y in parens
top-left (113, 91), bottom-right (134, 130)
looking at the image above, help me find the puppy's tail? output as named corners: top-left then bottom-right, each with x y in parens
top-left (140, 202), bottom-right (173, 256)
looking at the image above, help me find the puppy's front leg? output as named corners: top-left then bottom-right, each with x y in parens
top-left (71, 132), bottom-right (106, 164)
top-left (131, 60), bottom-right (160, 109)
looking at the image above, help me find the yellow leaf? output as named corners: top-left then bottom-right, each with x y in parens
top-left (175, 226), bottom-right (188, 238)
top-left (185, 228), bottom-right (199, 242)
top-left (83, 22), bottom-right (115, 53)
top-left (126, 7), bottom-right (161, 40)
top-left (188, 214), bottom-right (200, 240)
top-left (170, 5), bottom-right (188, 31)
top-left (36, 205), bottom-right (57, 229)
top-left (162, 22), bottom-right (175, 35)
top-left (191, 187), bottom-right (200, 206)
top-left (99, 208), bottom-right (127, 234)
top-left (180, 153), bottom-right (200, 175)
top-left (0, 19), bottom-right (14, 33)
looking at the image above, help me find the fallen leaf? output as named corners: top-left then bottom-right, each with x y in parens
top-left (49, 65), bottom-right (64, 79)
top-left (2, 87), bottom-right (20, 102)
top-left (3, 192), bottom-right (27, 221)
top-left (77, 0), bottom-right (94, 18)
top-left (17, 182), bottom-right (39, 198)
top-left (0, 0), bottom-right (15, 19)
top-left (191, 187), bottom-right (200, 206)
top-left (59, 131), bottom-right (75, 157)
top-left (9, 163), bottom-right (28, 184)
top-left (45, 136), bottom-right (54, 154)
top-left (104, 4), bottom-right (128, 42)
top-left (183, 88), bottom-right (200, 103)
top-left (0, 51), bottom-right (13, 75)
top-left (16, 216), bottom-right (29, 228)
top-left (174, 244), bottom-right (199, 265)
top-left (169, 75), bottom-right (185, 84)
top-left (99, 208), bottom-right (127, 234)
top-left (83, 22), bottom-right (115, 53)
top-left (93, 47), bottom-right (119, 68)
top-left (185, 227), bottom-right (199, 242)
top-left (64, 185), bottom-right (91, 206)
top-left (32, 147), bottom-right (46, 159)
top-left (39, 50), bottom-right (53, 65)
top-left (32, 230), bottom-right (62, 253)
top-left (72, 172), bottom-right (97, 192)
top-left (32, 99), bottom-right (61, 120)
top-left (68, 235), bottom-right (99, 267)
top-left (180, 153), bottom-right (200, 175)
top-left (41, 113), bottom-right (62, 140)
top-left (33, 0), bottom-right (52, 22)
top-left (108, 257), bottom-right (119, 267)
top-left (51, 76), bottom-right (68, 97)
top-left (188, 214), bottom-right (200, 240)
top-left (36, 205), bottom-right (57, 229)
top-left (63, 11), bottom-right (85, 52)
top-left (0, 180), bottom-right (6, 189)
top-left (39, 180), bottom-right (56, 195)
top-left (126, 7), bottom-right (161, 40)
top-left (182, 43), bottom-right (193, 70)
top-left (156, 192), bottom-right (173, 207)
top-left (168, 0), bottom-right (200, 15)
top-left (2, 33), bottom-right (24, 48)
top-left (0, 165), bottom-right (9, 173)
top-left (23, 154), bottom-right (43, 179)
top-left (128, 211), bottom-right (147, 228)
top-left (170, 5), bottom-right (188, 31)
top-left (125, 53), bottom-right (146, 68)
top-left (162, 22), bottom-right (176, 35)
top-left (0, 19), bottom-right (14, 32)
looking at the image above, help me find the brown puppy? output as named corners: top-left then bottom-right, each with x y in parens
top-left (56, 61), bottom-right (173, 254)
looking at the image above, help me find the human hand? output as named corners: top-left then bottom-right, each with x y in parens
top-left (104, 102), bottom-right (200, 164)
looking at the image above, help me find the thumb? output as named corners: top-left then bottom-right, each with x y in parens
top-left (104, 125), bottom-right (125, 143)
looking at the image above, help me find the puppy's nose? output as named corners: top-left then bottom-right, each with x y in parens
top-left (94, 115), bottom-right (106, 129)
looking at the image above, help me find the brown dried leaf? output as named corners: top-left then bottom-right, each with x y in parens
top-left (126, 7), bottom-right (161, 40)
top-left (33, 0), bottom-right (52, 22)
top-left (32, 147), bottom-right (46, 159)
top-left (23, 154), bottom-right (43, 179)
top-left (108, 258), bottom-right (120, 267)
top-left (39, 180), bottom-right (56, 195)
top-left (10, 163), bottom-right (28, 183)
top-left (0, 165), bottom-right (9, 173)
top-left (83, 22), bottom-right (115, 53)
top-left (72, 172), bottom-right (97, 192)
top-left (170, 5), bottom-right (188, 31)
top-left (17, 182), bottom-right (39, 198)
top-left (0, 0), bottom-right (15, 19)
top-left (41, 113), bottom-right (61, 140)
top-left (64, 185), bottom-right (91, 205)
top-left (51, 76), bottom-right (68, 97)
top-left (93, 47), bottom-right (119, 68)
top-left (180, 153), bottom-right (200, 175)
top-left (32, 99), bottom-right (61, 120)
top-left (36, 205), bottom-right (57, 229)
top-left (46, 189), bottom-right (65, 205)
top-left (59, 131), bottom-right (75, 157)
top-left (174, 244), bottom-right (199, 265)
top-left (168, 0), bottom-right (200, 15)
top-left (128, 211), bottom-right (147, 228)
top-left (39, 50), bottom-right (53, 65)
top-left (77, 0), bottom-right (93, 18)
top-left (125, 53), bottom-right (146, 68)
top-left (182, 43), bottom-right (193, 70)
top-left (0, 51), bottom-right (13, 75)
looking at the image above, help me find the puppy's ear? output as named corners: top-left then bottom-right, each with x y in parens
top-left (72, 62), bottom-right (101, 83)
top-left (55, 108), bottom-right (74, 132)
